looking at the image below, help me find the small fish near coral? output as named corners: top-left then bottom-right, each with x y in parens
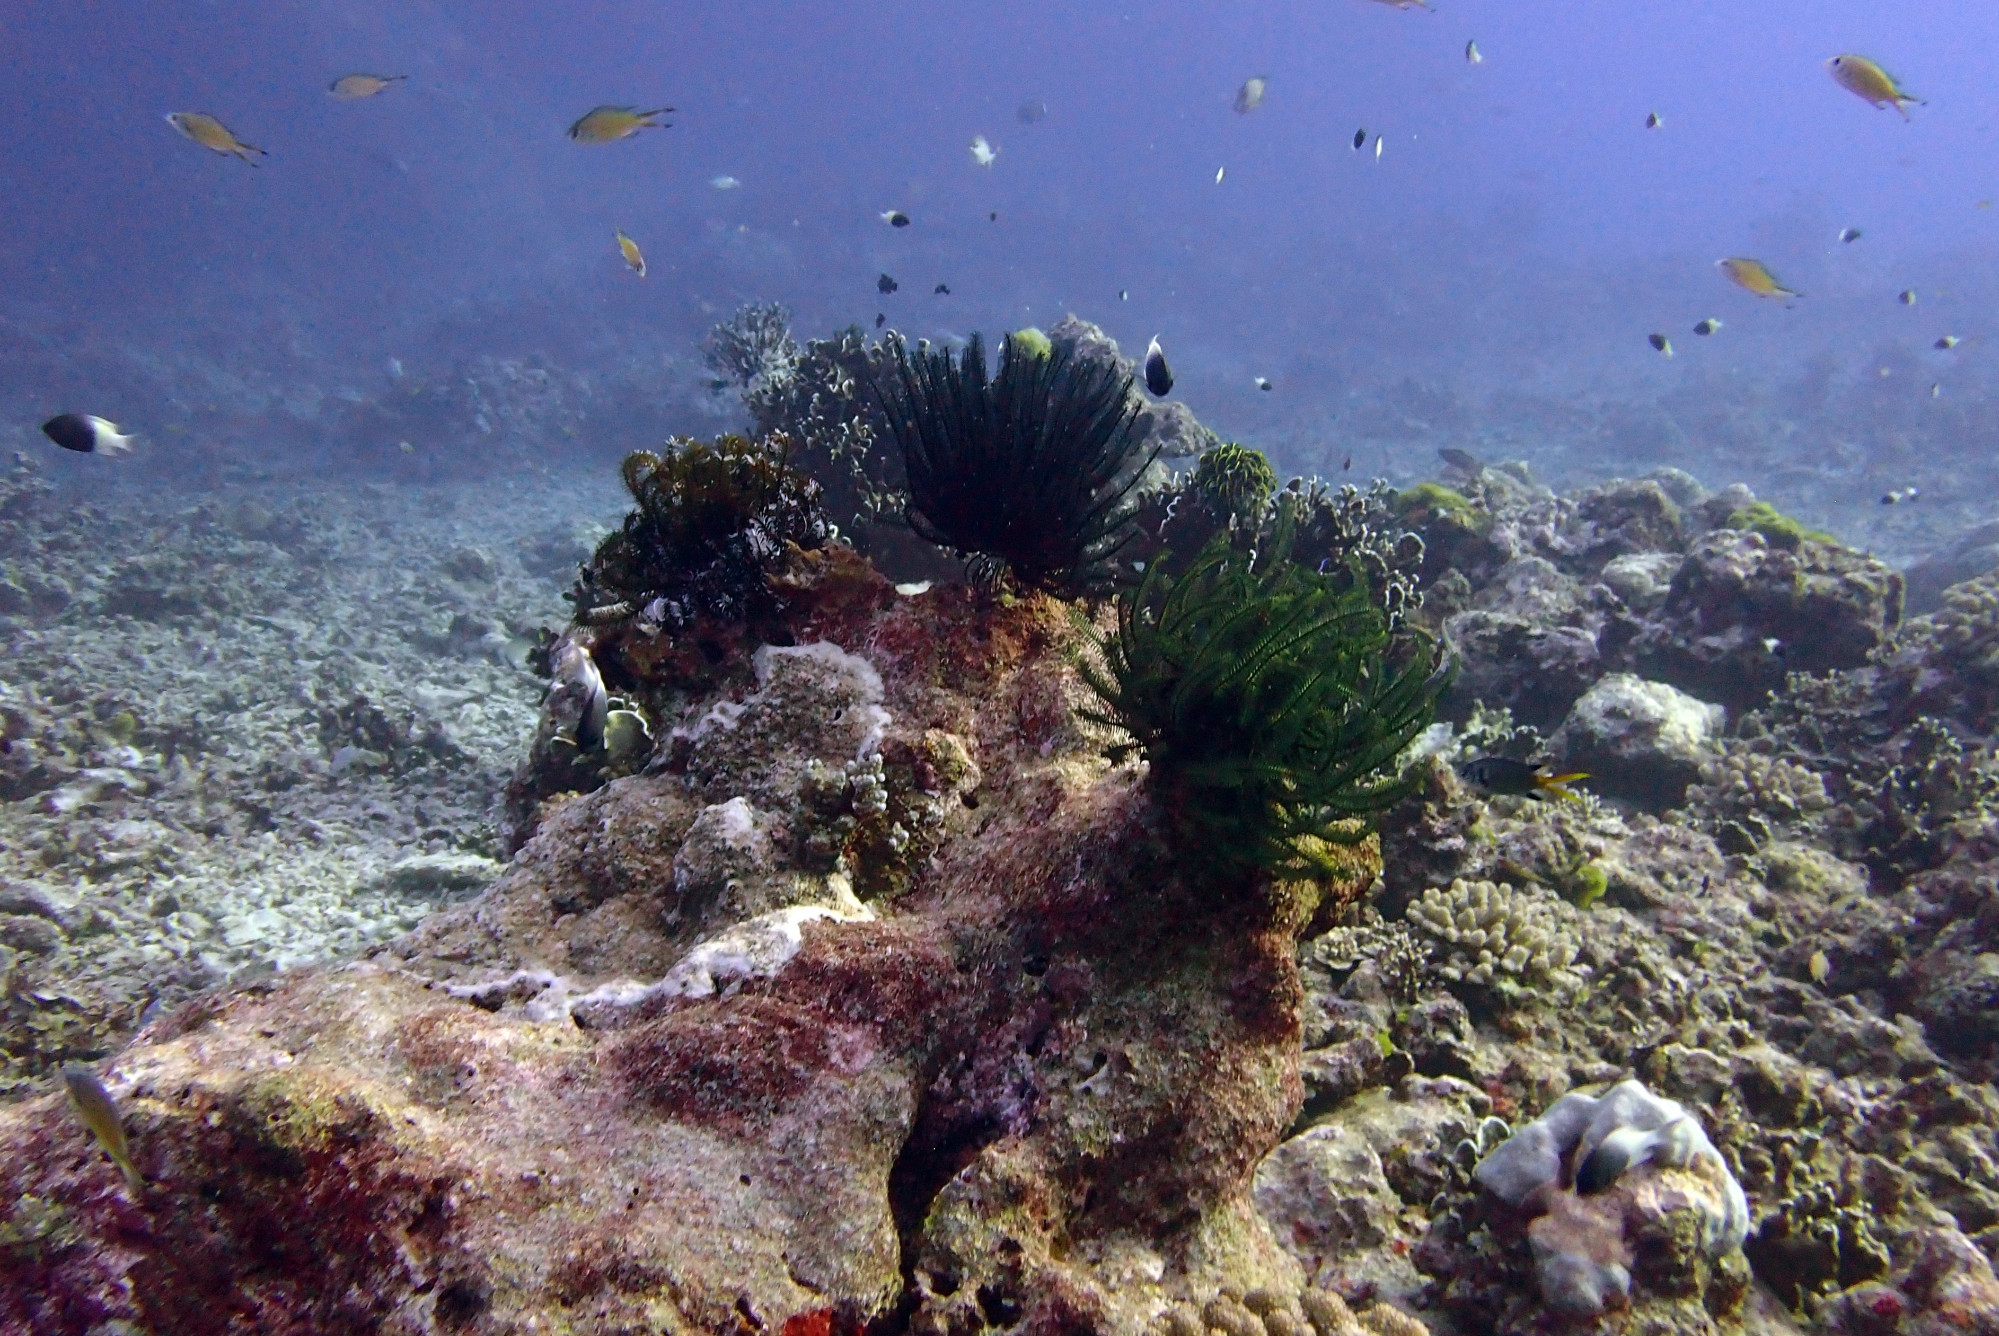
top-left (1457, 755), bottom-right (1588, 803)
top-left (42, 413), bottom-right (135, 456)
top-left (63, 1064), bottom-right (145, 1195)
top-left (166, 112), bottom-right (264, 164)
top-left (567, 105), bottom-right (672, 143)
top-left (878, 273), bottom-right (898, 295)
top-left (549, 638), bottom-right (608, 751)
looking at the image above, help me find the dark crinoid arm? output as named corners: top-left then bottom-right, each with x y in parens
top-left (870, 331), bottom-right (1159, 593)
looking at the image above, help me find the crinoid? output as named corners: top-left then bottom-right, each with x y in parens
top-left (870, 331), bottom-right (1158, 593)
top-left (1079, 516), bottom-right (1451, 888)
top-left (578, 433), bottom-right (829, 633)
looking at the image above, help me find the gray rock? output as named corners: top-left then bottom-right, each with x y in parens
top-left (376, 852), bottom-right (506, 896)
top-left (1597, 552), bottom-right (1682, 612)
top-left (1253, 1122), bottom-right (1402, 1256)
top-left (1550, 673), bottom-right (1723, 808)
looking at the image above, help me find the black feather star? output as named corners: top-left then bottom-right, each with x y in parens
top-left (870, 331), bottom-right (1158, 593)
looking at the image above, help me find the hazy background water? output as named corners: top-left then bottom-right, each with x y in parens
top-left (5, 0), bottom-right (1998, 554)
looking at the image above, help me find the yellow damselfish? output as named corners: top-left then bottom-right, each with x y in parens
top-left (165, 112), bottom-right (265, 165)
top-left (1718, 257), bottom-right (1800, 302)
top-left (567, 105), bottom-right (672, 143)
top-left (1826, 55), bottom-right (1923, 119)
top-left (616, 230), bottom-right (646, 277)
top-left (328, 73), bottom-right (406, 100)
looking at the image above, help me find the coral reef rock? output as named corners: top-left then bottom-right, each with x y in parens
top-left (1551, 672), bottom-right (1725, 809)
top-left (1474, 1079), bottom-right (1750, 1319)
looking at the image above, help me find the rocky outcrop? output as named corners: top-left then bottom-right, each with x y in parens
top-left (0, 549), bottom-right (1373, 1336)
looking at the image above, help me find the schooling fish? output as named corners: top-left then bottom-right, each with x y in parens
top-left (1143, 336), bottom-right (1173, 396)
top-left (328, 73), bottom-right (406, 100)
top-left (1936, 335), bottom-right (1960, 350)
top-left (1438, 446), bottom-right (1481, 472)
top-left (1255, 376), bottom-right (1273, 391)
top-left (1694, 318), bottom-right (1723, 336)
top-left (880, 209), bottom-right (911, 227)
top-left (1353, 128), bottom-right (1368, 150)
top-left (1645, 111), bottom-right (1663, 130)
top-left (710, 175), bottom-right (742, 190)
top-left (1649, 333), bottom-right (1674, 356)
top-left (1457, 755), bottom-right (1588, 803)
top-left (875, 313), bottom-right (886, 328)
top-left (878, 273), bottom-right (898, 294)
top-left (1899, 289), bottom-right (1918, 306)
top-left (42, 414), bottom-right (135, 456)
top-left (166, 112), bottom-right (264, 164)
top-left (1826, 55), bottom-right (1923, 119)
top-left (1718, 257), bottom-right (1799, 302)
top-left (1234, 77), bottom-right (1268, 114)
top-left (615, 230), bottom-right (646, 277)
top-left (1465, 40), bottom-right (1482, 64)
top-left (934, 283), bottom-right (950, 295)
top-left (63, 1064), bottom-right (145, 1195)
top-left (970, 135), bottom-right (998, 167)
top-left (567, 105), bottom-right (672, 143)
top-left (1839, 227), bottom-right (1863, 243)
top-left (1017, 99), bottom-right (1049, 124)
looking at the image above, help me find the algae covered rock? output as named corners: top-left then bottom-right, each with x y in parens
top-left (1550, 672), bottom-right (1724, 808)
top-left (1627, 528), bottom-right (1903, 712)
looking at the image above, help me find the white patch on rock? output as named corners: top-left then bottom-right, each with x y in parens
top-left (1551, 672), bottom-right (1723, 808)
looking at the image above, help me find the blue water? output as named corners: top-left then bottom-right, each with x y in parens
top-left (6, 0), bottom-right (1997, 538)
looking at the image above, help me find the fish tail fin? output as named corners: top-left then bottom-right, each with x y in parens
top-left (1535, 772), bottom-right (1589, 802)
top-left (120, 1160), bottom-right (146, 1195)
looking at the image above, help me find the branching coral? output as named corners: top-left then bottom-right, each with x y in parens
top-left (704, 306), bottom-right (908, 553)
top-left (871, 331), bottom-right (1158, 592)
top-left (1405, 879), bottom-right (1580, 988)
top-left (702, 301), bottom-right (800, 397)
top-left (577, 433), bottom-right (829, 634)
top-left (1079, 524), bottom-right (1450, 887)
top-left (1135, 456), bottom-right (1425, 629)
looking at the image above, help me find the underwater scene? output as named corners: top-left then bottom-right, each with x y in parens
top-left (8, 0), bottom-right (1999, 1332)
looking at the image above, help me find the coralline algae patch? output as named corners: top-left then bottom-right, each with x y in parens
top-left (0, 456), bottom-right (622, 1092)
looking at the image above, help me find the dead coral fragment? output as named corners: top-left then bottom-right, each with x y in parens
top-left (579, 433), bottom-right (830, 632)
top-left (1079, 525), bottom-right (1449, 886)
top-left (871, 330), bottom-right (1158, 592)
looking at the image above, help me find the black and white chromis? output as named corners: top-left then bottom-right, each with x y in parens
top-left (41, 414), bottom-right (135, 456)
top-left (1144, 336), bottom-right (1174, 396)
